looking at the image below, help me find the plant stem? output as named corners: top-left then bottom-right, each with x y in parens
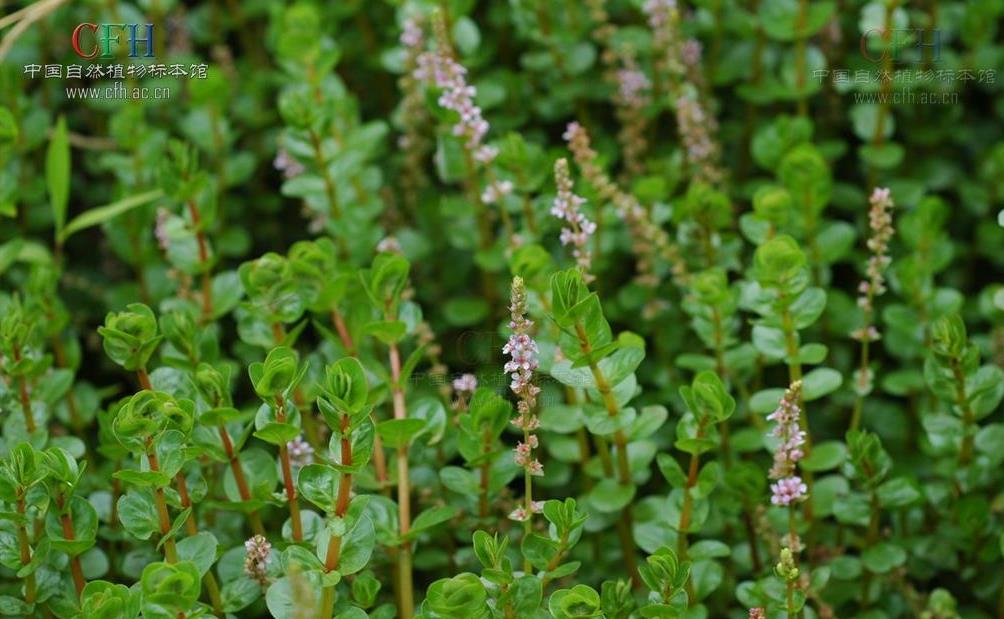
top-left (522, 424), bottom-right (534, 575)
top-left (309, 128), bottom-right (342, 220)
top-left (479, 426), bottom-right (491, 519)
top-left (137, 367), bottom-right (153, 391)
top-left (54, 495), bottom-right (86, 596)
top-left (274, 395), bottom-right (304, 541)
top-left (16, 494), bottom-right (37, 605)
top-left (950, 358), bottom-right (976, 465)
top-left (794, 0), bottom-right (808, 117)
top-left (217, 425), bottom-right (266, 536)
top-left (175, 473), bottom-right (224, 617)
top-left (389, 342), bottom-right (414, 619)
top-left (850, 304), bottom-right (875, 432)
top-left (574, 322), bottom-right (641, 587)
top-left (676, 448), bottom-right (702, 557)
top-left (186, 201), bottom-right (213, 321)
top-left (146, 449), bottom-right (178, 563)
top-left (331, 309), bottom-right (356, 356)
top-left (12, 346), bottom-right (36, 433)
top-left (320, 413), bottom-right (353, 619)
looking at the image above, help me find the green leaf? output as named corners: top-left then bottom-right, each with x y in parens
top-left (60, 190), bottom-right (164, 242)
top-left (297, 464), bottom-right (340, 512)
top-left (364, 320), bottom-right (407, 344)
top-left (861, 542), bottom-right (907, 574)
top-left (404, 505), bottom-right (458, 541)
top-left (117, 491), bottom-right (160, 540)
top-left (588, 479), bottom-right (635, 513)
top-left (802, 367), bottom-right (842, 400)
top-left (176, 532), bottom-right (218, 576)
top-left (47, 116), bottom-right (69, 239)
top-left (800, 441), bottom-right (847, 472)
top-left (877, 477), bottom-right (922, 509)
top-left (376, 418), bottom-right (426, 449)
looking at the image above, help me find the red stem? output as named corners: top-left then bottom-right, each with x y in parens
top-left (274, 396), bottom-right (303, 541)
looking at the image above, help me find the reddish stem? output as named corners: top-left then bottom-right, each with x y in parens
top-left (55, 496), bottom-right (86, 596)
top-left (218, 425), bottom-right (266, 536)
top-left (12, 347), bottom-right (36, 433)
top-left (147, 448), bottom-right (178, 563)
top-left (186, 201), bottom-right (213, 321)
top-left (16, 495), bottom-right (37, 604)
top-left (331, 309), bottom-right (356, 355)
top-left (274, 396), bottom-right (303, 541)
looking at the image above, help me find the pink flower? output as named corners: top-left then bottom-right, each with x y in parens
top-left (481, 179), bottom-right (513, 204)
top-left (767, 381), bottom-right (807, 486)
top-left (452, 373), bottom-right (477, 393)
top-left (552, 158), bottom-right (596, 279)
top-left (415, 50), bottom-right (493, 165)
top-left (154, 208), bottom-right (171, 252)
top-left (286, 435), bottom-right (314, 468)
top-left (642, 0), bottom-right (677, 29)
top-left (376, 236), bottom-right (402, 254)
top-left (400, 17), bottom-right (423, 49)
top-left (508, 506), bottom-right (529, 522)
top-left (857, 187), bottom-right (896, 317)
top-left (749, 608), bottom-right (766, 619)
top-left (273, 147), bottom-right (305, 180)
top-left (771, 476), bottom-right (809, 506)
top-left (243, 535), bottom-right (272, 585)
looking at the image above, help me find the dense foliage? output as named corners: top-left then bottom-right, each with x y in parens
top-left (1, 0), bottom-right (1004, 618)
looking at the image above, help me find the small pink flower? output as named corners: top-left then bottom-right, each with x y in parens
top-left (452, 373), bottom-right (477, 393)
top-left (286, 435), bottom-right (314, 468)
top-left (771, 476), bottom-right (809, 506)
top-left (481, 179), bottom-right (514, 204)
top-left (509, 507), bottom-right (529, 522)
top-left (767, 382), bottom-right (807, 486)
top-left (154, 208), bottom-right (171, 252)
top-left (273, 147), bottom-right (305, 180)
top-left (243, 535), bottom-right (272, 585)
top-left (376, 236), bottom-right (402, 254)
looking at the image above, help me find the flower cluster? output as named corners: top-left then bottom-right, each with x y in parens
top-left (748, 609), bottom-right (766, 619)
top-left (376, 236), bottom-right (402, 254)
top-left (504, 277), bottom-right (543, 523)
top-left (552, 158), bottom-right (596, 280)
top-left (675, 94), bottom-right (723, 186)
top-left (273, 147), bottom-right (305, 180)
top-left (398, 16), bottom-right (431, 208)
top-left (452, 373), bottom-right (477, 394)
top-left (243, 534), bottom-right (272, 586)
top-left (154, 208), bottom-right (171, 252)
top-left (563, 122), bottom-right (685, 289)
top-left (286, 435), bottom-right (314, 468)
top-left (642, 0), bottom-right (677, 30)
top-left (643, 0), bottom-right (685, 94)
top-left (767, 381), bottom-right (808, 506)
top-left (480, 179), bottom-right (513, 205)
top-left (414, 48), bottom-right (496, 164)
top-left (855, 187), bottom-right (896, 318)
top-left (612, 50), bottom-right (651, 178)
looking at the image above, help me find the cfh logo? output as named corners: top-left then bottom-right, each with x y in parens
top-left (71, 23), bottom-right (155, 59)
top-left (860, 29), bottom-right (942, 64)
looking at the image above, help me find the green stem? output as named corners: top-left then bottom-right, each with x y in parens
top-left (147, 449), bottom-right (178, 563)
top-left (389, 342), bottom-right (414, 619)
top-left (274, 396), bottom-right (304, 541)
top-left (12, 346), bottom-right (36, 433)
top-left (320, 413), bottom-right (353, 619)
top-left (951, 358), bottom-right (976, 466)
top-left (574, 322), bottom-right (640, 587)
top-left (16, 494), bottom-right (37, 605)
